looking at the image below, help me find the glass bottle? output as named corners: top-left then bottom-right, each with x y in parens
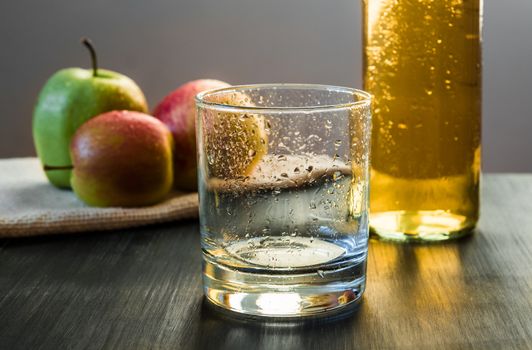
top-left (363, 0), bottom-right (482, 241)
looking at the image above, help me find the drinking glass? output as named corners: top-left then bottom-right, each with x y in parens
top-left (196, 84), bottom-right (371, 317)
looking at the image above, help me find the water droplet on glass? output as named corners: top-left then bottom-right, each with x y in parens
top-left (306, 165), bottom-right (314, 172)
top-left (280, 173), bottom-right (288, 178)
top-left (332, 171), bottom-right (344, 181)
top-left (248, 149), bottom-right (256, 157)
top-left (293, 167), bottom-right (300, 173)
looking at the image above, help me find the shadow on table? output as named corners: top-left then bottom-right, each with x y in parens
top-left (190, 231), bottom-right (486, 350)
top-left (192, 297), bottom-right (367, 350)
top-left (366, 229), bottom-right (479, 302)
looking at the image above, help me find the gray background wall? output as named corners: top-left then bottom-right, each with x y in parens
top-left (1, 0), bottom-right (530, 172)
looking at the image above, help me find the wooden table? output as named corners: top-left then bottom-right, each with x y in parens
top-left (1, 174), bottom-right (531, 349)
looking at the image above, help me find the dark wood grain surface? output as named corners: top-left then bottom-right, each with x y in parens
top-left (1, 174), bottom-right (531, 349)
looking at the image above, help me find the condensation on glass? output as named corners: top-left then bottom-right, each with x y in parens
top-left (363, 0), bottom-right (482, 241)
top-left (196, 84), bottom-right (372, 317)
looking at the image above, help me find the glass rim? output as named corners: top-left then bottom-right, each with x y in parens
top-left (195, 83), bottom-right (372, 113)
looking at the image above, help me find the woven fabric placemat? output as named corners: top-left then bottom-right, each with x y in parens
top-left (0, 158), bottom-right (199, 238)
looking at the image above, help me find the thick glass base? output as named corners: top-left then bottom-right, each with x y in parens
top-left (370, 210), bottom-right (476, 242)
top-left (202, 253), bottom-right (366, 318)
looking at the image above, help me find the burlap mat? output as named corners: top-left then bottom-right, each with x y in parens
top-left (0, 158), bottom-right (199, 238)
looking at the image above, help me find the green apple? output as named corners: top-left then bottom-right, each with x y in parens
top-left (33, 38), bottom-right (148, 188)
top-left (70, 110), bottom-right (174, 207)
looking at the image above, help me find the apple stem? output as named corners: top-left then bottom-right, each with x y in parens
top-left (43, 164), bottom-right (74, 171)
top-left (81, 37), bottom-right (98, 77)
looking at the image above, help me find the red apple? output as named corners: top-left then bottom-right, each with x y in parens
top-left (70, 110), bottom-right (174, 207)
top-left (153, 79), bottom-right (229, 191)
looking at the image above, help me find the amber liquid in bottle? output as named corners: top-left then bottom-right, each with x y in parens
top-left (363, 0), bottom-right (481, 241)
